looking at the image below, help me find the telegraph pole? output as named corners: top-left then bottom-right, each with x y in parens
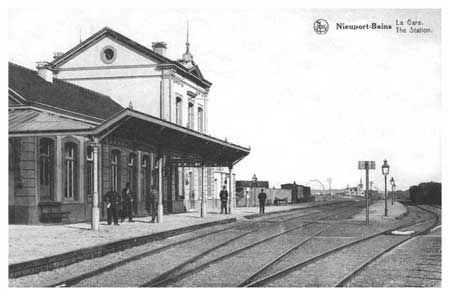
top-left (365, 164), bottom-right (369, 225)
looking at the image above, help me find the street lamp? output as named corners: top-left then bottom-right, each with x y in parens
top-left (390, 177), bottom-right (395, 205)
top-left (381, 159), bottom-right (390, 216)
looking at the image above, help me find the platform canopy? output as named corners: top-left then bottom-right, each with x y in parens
top-left (92, 108), bottom-right (250, 168)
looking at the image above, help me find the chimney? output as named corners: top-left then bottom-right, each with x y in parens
top-left (152, 42), bottom-right (167, 57)
top-left (36, 61), bottom-right (53, 83)
top-left (53, 52), bottom-right (64, 60)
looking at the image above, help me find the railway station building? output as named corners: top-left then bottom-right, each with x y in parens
top-left (9, 27), bottom-right (249, 224)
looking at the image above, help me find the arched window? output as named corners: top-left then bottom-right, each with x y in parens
top-left (39, 138), bottom-right (54, 200)
top-left (111, 150), bottom-right (121, 192)
top-left (176, 97), bottom-right (182, 125)
top-left (188, 102), bottom-right (194, 129)
top-left (64, 142), bottom-right (78, 199)
top-left (197, 107), bottom-right (204, 132)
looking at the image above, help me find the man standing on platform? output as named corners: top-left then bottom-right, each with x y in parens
top-left (148, 185), bottom-right (159, 223)
top-left (103, 189), bottom-right (120, 225)
top-left (121, 182), bottom-right (134, 222)
top-left (220, 186), bottom-right (229, 214)
top-left (258, 189), bottom-right (267, 214)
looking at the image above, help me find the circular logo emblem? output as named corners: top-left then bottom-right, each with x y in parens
top-left (314, 19), bottom-right (329, 35)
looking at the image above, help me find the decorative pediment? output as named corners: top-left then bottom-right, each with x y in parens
top-left (49, 27), bottom-right (212, 89)
top-left (188, 65), bottom-right (205, 80)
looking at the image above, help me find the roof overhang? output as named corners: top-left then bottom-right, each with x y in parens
top-left (93, 109), bottom-right (250, 167)
top-left (9, 106), bottom-right (250, 167)
top-left (9, 107), bottom-right (96, 137)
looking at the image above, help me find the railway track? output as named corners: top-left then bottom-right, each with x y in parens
top-left (242, 205), bottom-right (439, 287)
top-left (141, 205), bottom-right (370, 287)
top-left (45, 201), bottom-right (358, 287)
top-left (15, 200), bottom-right (436, 287)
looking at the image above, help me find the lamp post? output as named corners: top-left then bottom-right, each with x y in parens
top-left (381, 159), bottom-right (390, 216)
top-left (390, 177), bottom-right (395, 205)
top-left (252, 174), bottom-right (257, 207)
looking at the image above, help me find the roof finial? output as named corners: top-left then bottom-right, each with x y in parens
top-left (79, 27), bottom-right (82, 44)
top-left (128, 100), bottom-right (134, 109)
top-left (181, 20), bottom-right (194, 63)
top-left (186, 20), bottom-right (190, 54)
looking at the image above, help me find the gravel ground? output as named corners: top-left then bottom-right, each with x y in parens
top-left (9, 221), bottom-right (245, 287)
top-left (165, 202), bottom-right (369, 287)
top-left (9, 206), bottom-right (343, 287)
top-left (75, 204), bottom-right (358, 287)
top-left (68, 208), bottom-right (336, 287)
top-left (351, 200), bottom-right (407, 222)
top-left (9, 199), bottom-right (351, 264)
top-left (73, 226), bottom-right (256, 287)
top-left (263, 235), bottom-right (409, 287)
top-left (345, 235), bottom-right (441, 287)
top-left (11, 201), bottom-right (429, 288)
top-left (261, 207), bottom-right (438, 287)
top-left (168, 223), bottom-right (327, 287)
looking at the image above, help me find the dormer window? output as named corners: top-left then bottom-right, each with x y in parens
top-left (100, 46), bottom-right (117, 64)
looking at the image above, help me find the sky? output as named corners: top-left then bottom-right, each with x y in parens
top-left (8, 8), bottom-right (441, 191)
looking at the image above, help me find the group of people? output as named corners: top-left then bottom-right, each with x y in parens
top-left (104, 184), bottom-right (269, 225)
top-left (103, 183), bottom-right (159, 226)
top-left (219, 186), bottom-right (268, 214)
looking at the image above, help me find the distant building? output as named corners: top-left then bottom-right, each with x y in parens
top-left (280, 182), bottom-right (312, 203)
top-left (235, 180), bottom-right (269, 207)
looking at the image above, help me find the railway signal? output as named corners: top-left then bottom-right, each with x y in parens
top-left (358, 161), bottom-right (375, 224)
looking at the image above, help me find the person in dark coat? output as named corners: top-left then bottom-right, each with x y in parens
top-left (103, 190), bottom-right (120, 225)
top-left (220, 186), bottom-right (229, 214)
top-left (121, 182), bottom-right (134, 222)
top-left (147, 185), bottom-right (159, 223)
top-left (258, 189), bottom-right (267, 214)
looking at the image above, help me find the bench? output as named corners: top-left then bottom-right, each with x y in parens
top-left (38, 201), bottom-right (70, 223)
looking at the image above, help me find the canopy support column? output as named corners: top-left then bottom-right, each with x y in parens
top-left (200, 164), bottom-right (206, 218)
top-left (91, 138), bottom-right (100, 231)
top-left (228, 165), bottom-right (233, 214)
top-left (157, 155), bottom-right (164, 223)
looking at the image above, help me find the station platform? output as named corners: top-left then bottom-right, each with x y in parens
top-left (351, 199), bottom-right (408, 222)
top-left (9, 199), bottom-right (351, 265)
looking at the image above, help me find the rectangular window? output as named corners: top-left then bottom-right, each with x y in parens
top-left (188, 102), bottom-right (194, 129)
top-left (111, 151), bottom-right (119, 192)
top-left (176, 98), bottom-right (182, 125)
top-left (64, 144), bottom-right (76, 199)
top-left (197, 107), bottom-right (204, 132)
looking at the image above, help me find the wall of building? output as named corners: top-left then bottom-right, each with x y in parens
top-left (264, 188), bottom-right (292, 204)
top-left (55, 36), bottom-right (209, 132)
top-left (49, 34), bottom-right (224, 219)
top-left (9, 137), bottom-right (39, 224)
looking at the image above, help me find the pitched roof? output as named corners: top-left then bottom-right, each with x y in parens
top-left (9, 62), bottom-right (124, 121)
top-left (49, 26), bottom-right (212, 89)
